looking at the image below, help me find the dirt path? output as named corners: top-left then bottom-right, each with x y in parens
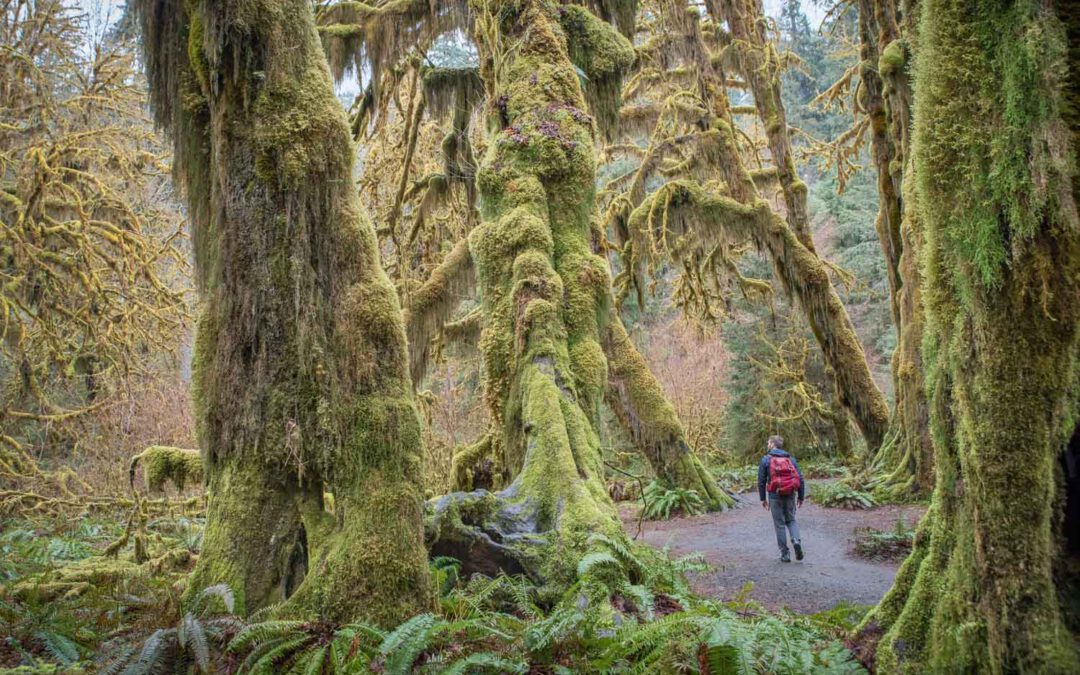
top-left (622, 481), bottom-right (926, 614)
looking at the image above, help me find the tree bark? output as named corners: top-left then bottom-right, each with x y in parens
top-left (859, 1), bottom-right (1080, 671)
top-left (855, 0), bottom-right (934, 496)
top-left (137, 0), bottom-right (432, 624)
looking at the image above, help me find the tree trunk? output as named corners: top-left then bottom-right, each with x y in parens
top-left (855, 0), bottom-right (934, 496)
top-left (137, 0), bottom-right (432, 624)
top-left (859, 1), bottom-right (1080, 671)
top-left (460, 0), bottom-right (633, 562)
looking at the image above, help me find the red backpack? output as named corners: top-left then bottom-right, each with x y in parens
top-left (767, 455), bottom-right (800, 496)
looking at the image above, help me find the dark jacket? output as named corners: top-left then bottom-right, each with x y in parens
top-left (758, 448), bottom-right (805, 502)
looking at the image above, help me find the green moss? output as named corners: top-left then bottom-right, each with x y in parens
top-left (141, 0), bottom-right (433, 623)
top-left (878, 39), bottom-right (906, 76)
top-left (627, 179), bottom-right (891, 451)
top-left (557, 4), bottom-right (635, 138)
top-left (130, 446), bottom-right (203, 493)
top-left (861, 1), bottom-right (1080, 671)
top-left (464, 0), bottom-right (629, 579)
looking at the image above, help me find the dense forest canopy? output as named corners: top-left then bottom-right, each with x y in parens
top-left (1, 0), bottom-right (1077, 673)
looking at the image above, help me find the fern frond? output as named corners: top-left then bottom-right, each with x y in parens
top-left (246, 635), bottom-right (312, 674)
top-left (286, 644), bottom-right (327, 675)
top-left (577, 550), bottom-right (625, 583)
top-left (229, 620), bottom-right (305, 652)
top-left (180, 613), bottom-right (210, 672)
top-left (440, 651), bottom-right (528, 674)
top-left (122, 628), bottom-right (176, 675)
top-left (99, 644), bottom-right (138, 675)
top-left (523, 606), bottom-right (582, 653)
top-left (34, 629), bottom-right (80, 665)
top-left (194, 583), bottom-right (235, 615)
top-left (379, 613), bottom-right (440, 675)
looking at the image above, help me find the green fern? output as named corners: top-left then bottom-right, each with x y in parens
top-left (438, 651), bottom-right (528, 674)
top-left (642, 481), bottom-right (706, 520)
top-left (812, 482), bottom-right (877, 509)
top-left (377, 613), bottom-right (439, 674)
top-left (108, 584), bottom-right (243, 674)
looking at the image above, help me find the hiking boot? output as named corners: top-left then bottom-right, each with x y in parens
top-left (780, 550), bottom-right (791, 563)
top-left (794, 542), bottom-right (804, 561)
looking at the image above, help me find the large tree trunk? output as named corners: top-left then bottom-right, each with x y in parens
top-left (858, 1), bottom-right (1080, 671)
top-left (443, 0), bottom-right (634, 569)
top-left (138, 0), bottom-right (432, 624)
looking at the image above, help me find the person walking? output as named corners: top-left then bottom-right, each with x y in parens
top-left (758, 435), bottom-right (806, 562)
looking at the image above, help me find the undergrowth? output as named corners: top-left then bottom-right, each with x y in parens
top-left (715, 465), bottom-right (758, 493)
top-left (810, 483), bottom-right (876, 510)
top-left (105, 531), bottom-right (865, 674)
top-left (3, 512), bottom-right (868, 673)
top-left (642, 481), bottom-right (706, 520)
top-left (851, 520), bottom-right (914, 562)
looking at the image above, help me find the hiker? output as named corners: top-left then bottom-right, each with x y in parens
top-left (758, 435), bottom-right (806, 563)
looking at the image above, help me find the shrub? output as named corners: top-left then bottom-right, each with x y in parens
top-left (852, 520), bottom-right (914, 561)
top-left (715, 465), bottom-right (759, 493)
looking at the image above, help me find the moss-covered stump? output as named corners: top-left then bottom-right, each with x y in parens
top-left (856, 1), bottom-right (1080, 672)
top-left (129, 446), bottom-right (202, 493)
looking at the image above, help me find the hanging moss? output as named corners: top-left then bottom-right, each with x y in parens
top-left (557, 4), bottom-right (635, 139)
top-left (404, 238), bottom-right (476, 386)
top-left (858, 1), bottom-right (1080, 671)
top-left (136, 0), bottom-right (432, 623)
top-left (628, 178), bottom-right (892, 452)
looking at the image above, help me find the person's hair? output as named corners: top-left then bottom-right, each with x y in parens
top-left (768, 435), bottom-right (784, 449)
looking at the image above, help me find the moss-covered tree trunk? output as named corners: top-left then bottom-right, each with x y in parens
top-left (858, 0), bottom-right (1080, 670)
top-left (603, 316), bottom-right (734, 509)
top-left (462, 0), bottom-right (632, 558)
top-left (854, 0), bottom-right (934, 497)
top-left (690, 0), bottom-right (891, 454)
top-left (138, 0), bottom-right (431, 623)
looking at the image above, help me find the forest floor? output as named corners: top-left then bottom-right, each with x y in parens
top-left (621, 480), bottom-right (927, 614)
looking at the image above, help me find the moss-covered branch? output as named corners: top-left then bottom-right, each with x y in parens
top-left (603, 315), bottom-right (734, 510)
top-left (629, 179), bottom-right (891, 451)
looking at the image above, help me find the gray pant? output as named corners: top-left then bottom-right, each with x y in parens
top-left (769, 493), bottom-right (801, 554)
